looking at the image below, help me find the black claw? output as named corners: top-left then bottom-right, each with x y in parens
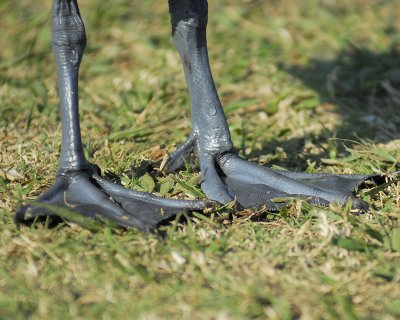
top-left (348, 198), bottom-right (369, 212)
top-left (15, 205), bottom-right (62, 226)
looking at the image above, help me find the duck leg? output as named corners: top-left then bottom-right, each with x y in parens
top-left (15, 0), bottom-right (213, 232)
top-left (166, 0), bottom-right (376, 211)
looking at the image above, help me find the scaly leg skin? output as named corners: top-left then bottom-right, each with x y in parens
top-left (166, 0), bottom-right (378, 211)
top-left (15, 0), bottom-right (213, 232)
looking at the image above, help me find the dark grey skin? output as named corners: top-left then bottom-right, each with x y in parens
top-left (16, 0), bottom-right (377, 231)
top-left (15, 0), bottom-right (213, 232)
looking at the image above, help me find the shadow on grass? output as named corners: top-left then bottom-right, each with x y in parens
top-left (286, 45), bottom-right (400, 141)
top-left (250, 45), bottom-right (400, 170)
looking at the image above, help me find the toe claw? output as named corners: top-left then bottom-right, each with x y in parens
top-left (348, 197), bottom-right (369, 212)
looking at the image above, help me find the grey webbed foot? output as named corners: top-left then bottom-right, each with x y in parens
top-left (16, 164), bottom-right (213, 232)
top-left (167, 141), bottom-right (374, 211)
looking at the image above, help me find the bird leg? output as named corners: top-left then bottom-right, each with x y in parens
top-left (167, 0), bottom-right (375, 211)
top-left (15, 0), bottom-right (213, 232)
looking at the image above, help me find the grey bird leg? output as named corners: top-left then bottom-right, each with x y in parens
top-left (167, 0), bottom-right (376, 211)
top-left (15, 0), bottom-right (214, 232)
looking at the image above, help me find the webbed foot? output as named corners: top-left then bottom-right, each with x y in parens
top-left (16, 164), bottom-right (213, 231)
top-left (167, 138), bottom-right (374, 211)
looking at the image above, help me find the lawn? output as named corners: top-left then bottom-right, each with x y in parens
top-left (1, 0), bottom-right (400, 319)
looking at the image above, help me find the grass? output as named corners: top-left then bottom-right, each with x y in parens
top-left (1, 0), bottom-right (400, 318)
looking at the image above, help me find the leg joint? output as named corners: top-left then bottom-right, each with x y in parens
top-left (51, 0), bottom-right (86, 48)
top-left (51, 0), bottom-right (86, 65)
top-left (168, 0), bottom-right (208, 35)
